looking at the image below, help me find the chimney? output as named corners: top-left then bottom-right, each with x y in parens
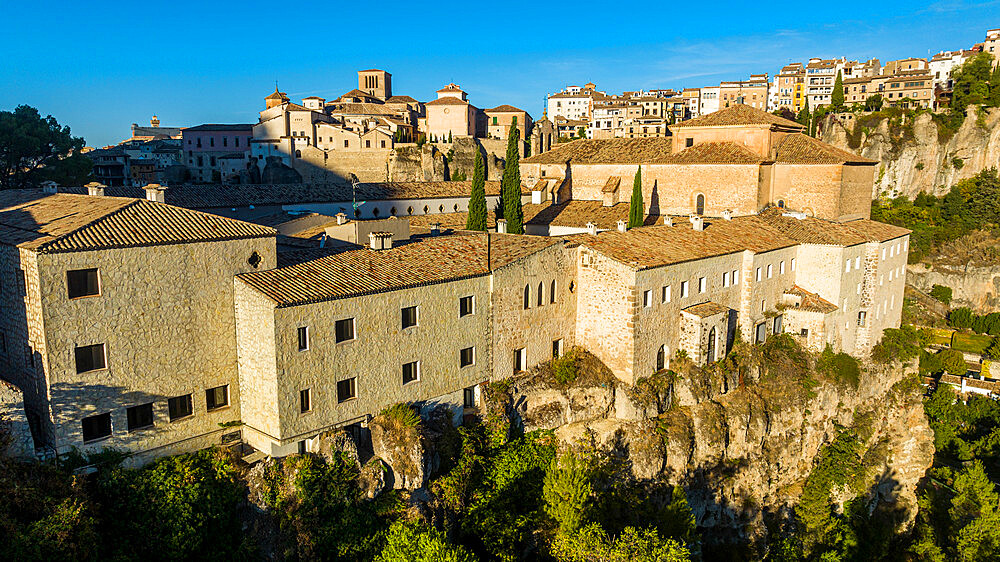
top-left (40, 180), bottom-right (58, 194)
top-left (617, 219), bottom-right (627, 233)
top-left (430, 223), bottom-right (441, 236)
top-left (586, 222), bottom-right (597, 235)
top-left (722, 209), bottom-right (733, 221)
top-left (336, 212), bottom-right (348, 225)
top-left (663, 216), bottom-right (673, 227)
top-left (497, 219), bottom-right (508, 234)
top-left (150, 115), bottom-right (160, 128)
top-left (690, 215), bottom-right (704, 231)
top-left (144, 183), bottom-right (166, 203)
top-left (85, 182), bottom-right (105, 196)
top-left (369, 232), bottom-right (393, 250)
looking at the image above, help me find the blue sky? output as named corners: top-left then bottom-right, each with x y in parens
top-left (1, 0), bottom-right (997, 147)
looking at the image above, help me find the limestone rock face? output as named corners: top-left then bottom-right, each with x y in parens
top-left (491, 350), bottom-right (935, 555)
top-left (820, 107), bottom-right (1000, 199)
top-left (316, 428), bottom-right (360, 466)
top-left (907, 262), bottom-right (1000, 313)
top-left (261, 156), bottom-right (302, 184)
top-left (358, 458), bottom-right (388, 500)
top-left (369, 415), bottom-right (432, 490)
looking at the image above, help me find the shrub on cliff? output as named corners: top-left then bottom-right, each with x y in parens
top-left (375, 520), bottom-right (477, 562)
top-left (930, 284), bottom-right (953, 305)
top-left (551, 523), bottom-right (691, 562)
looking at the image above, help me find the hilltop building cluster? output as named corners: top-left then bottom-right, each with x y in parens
top-left (0, 105), bottom-right (909, 465)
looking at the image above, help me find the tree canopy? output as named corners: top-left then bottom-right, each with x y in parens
top-left (0, 105), bottom-right (90, 189)
top-left (465, 149), bottom-right (487, 231)
top-left (628, 167), bottom-right (644, 229)
top-left (500, 126), bottom-right (524, 234)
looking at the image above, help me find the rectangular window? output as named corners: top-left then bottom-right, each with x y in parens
top-left (755, 267), bottom-right (762, 282)
top-left (300, 388), bottom-right (311, 412)
top-left (365, 140), bottom-right (371, 148)
top-left (344, 140), bottom-right (349, 148)
top-left (790, 258), bottom-right (796, 272)
top-left (337, 378), bottom-right (356, 402)
top-left (552, 339), bottom-right (563, 358)
top-left (680, 281), bottom-right (689, 298)
top-left (755, 322), bottom-right (767, 344)
top-left (74, 343), bottom-right (106, 373)
top-left (773, 315), bottom-right (783, 334)
top-left (766, 264), bottom-right (773, 279)
top-left (401, 306), bottom-right (418, 329)
top-left (662, 285), bottom-right (671, 303)
top-left (855, 256), bottom-right (861, 269)
top-left (167, 394), bottom-right (193, 421)
top-left (297, 326), bottom-right (309, 351)
top-left (513, 348), bottom-right (525, 373)
top-left (82, 412), bottom-right (112, 442)
top-left (779, 261), bottom-right (785, 274)
top-left (460, 295), bottom-right (475, 317)
top-left (205, 385), bottom-right (229, 411)
top-left (126, 403), bottom-right (154, 431)
top-left (722, 273), bottom-right (729, 287)
top-left (698, 277), bottom-right (706, 293)
top-left (731, 270), bottom-right (739, 285)
top-left (67, 268), bottom-right (100, 298)
top-left (846, 260), bottom-right (851, 272)
top-left (335, 318), bottom-right (355, 343)
top-left (402, 361), bottom-right (420, 384)
top-left (460, 346), bottom-right (475, 368)
top-left (643, 290), bottom-right (652, 308)
top-left (464, 387), bottom-right (476, 408)
top-left (858, 311), bottom-right (867, 326)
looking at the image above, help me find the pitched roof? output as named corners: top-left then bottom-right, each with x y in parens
top-left (671, 104), bottom-right (804, 130)
top-left (522, 137), bottom-right (674, 164)
top-left (773, 133), bottom-right (876, 164)
top-left (425, 97), bottom-right (470, 106)
top-left (571, 215), bottom-right (797, 270)
top-left (669, 142), bottom-right (766, 164)
top-left (757, 208), bottom-right (910, 245)
top-left (0, 192), bottom-right (274, 253)
top-left (237, 233), bottom-right (559, 306)
top-left (782, 285), bottom-right (838, 313)
top-left (601, 177), bottom-right (621, 193)
top-left (683, 302), bottom-right (730, 318)
top-left (524, 201), bottom-right (662, 230)
top-left (486, 104), bottom-right (527, 113)
top-left (61, 181), bottom-right (516, 209)
top-left (385, 95), bottom-right (419, 103)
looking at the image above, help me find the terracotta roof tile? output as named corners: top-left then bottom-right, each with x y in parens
top-left (781, 285), bottom-right (838, 313)
top-left (522, 137), bottom-right (674, 164)
top-left (425, 97), bottom-right (469, 106)
top-left (671, 104), bottom-right (804, 130)
top-left (237, 233), bottom-right (558, 306)
top-left (670, 142), bottom-right (766, 164)
top-left (0, 192), bottom-right (275, 253)
top-left (525, 201), bottom-right (661, 230)
top-left (774, 133), bottom-right (876, 164)
top-left (486, 105), bottom-right (527, 113)
top-left (683, 302), bottom-right (729, 317)
top-left (758, 209), bottom-right (909, 245)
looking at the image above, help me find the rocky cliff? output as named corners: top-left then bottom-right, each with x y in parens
top-left (489, 346), bottom-right (934, 557)
top-left (820, 107), bottom-right (1000, 198)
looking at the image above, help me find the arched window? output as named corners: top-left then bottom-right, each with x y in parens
top-left (656, 345), bottom-right (665, 371)
top-left (423, 205), bottom-right (429, 214)
top-left (523, 285), bottom-right (531, 309)
top-left (295, 149), bottom-right (301, 158)
top-left (407, 206), bottom-right (413, 215)
top-left (696, 193), bottom-right (705, 215)
top-left (390, 207), bottom-right (397, 216)
top-left (777, 199), bottom-right (785, 208)
top-left (550, 280), bottom-right (557, 304)
top-left (537, 282), bottom-right (544, 306)
top-left (454, 203), bottom-right (459, 212)
top-left (707, 327), bottom-right (717, 363)
top-left (372, 207), bottom-right (380, 217)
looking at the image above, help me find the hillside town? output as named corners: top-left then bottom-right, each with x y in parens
top-left (3, 13), bottom-right (1000, 562)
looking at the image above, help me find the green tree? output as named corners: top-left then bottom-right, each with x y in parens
top-left (797, 98), bottom-right (810, 128)
top-left (950, 461), bottom-right (1000, 561)
top-left (465, 149), bottom-right (488, 231)
top-left (865, 94), bottom-right (884, 111)
top-left (832, 71), bottom-right (845, 110)
top-left (375, 520), bottom-right (477, 562)
top-left (930, 284), bottom-right (954, 305)
top-left (989, 65), bottom-right (1000, 107)
top-left (0, 105), bottom-right (88, 189)
top-left (551, 523), bottom-right (691, 562)
top-left (543, 452), bottom-right (593, 535)
top-left (937, 348), bottom-right (967, 375)
top-left (500, 125), bottom-right (524, 234)
top-left (952, 53), bottom-right (995, 114)
top-left (628, 167), bottom-right (644, 229)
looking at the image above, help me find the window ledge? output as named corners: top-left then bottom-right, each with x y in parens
top-left (169, 414), bottom-right (194, 423)
top-left (337, 397), bottom-right (357, 404)
top-left (206, 405), bottom-right (231, 413)
top-left (83, 435), bottom-right (112, 444)
top-left (77, 368), bottom-right (109, 375)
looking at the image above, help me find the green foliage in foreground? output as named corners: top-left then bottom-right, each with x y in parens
top-left (552, 523), bottom-right (691, 562)
top-left (375, 520), bottom-right (478, 562)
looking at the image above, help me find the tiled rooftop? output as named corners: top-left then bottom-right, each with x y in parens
top-left (758, 209), bottom-right (910, 245)
top-left (522, 137), bottom-right (674, 164)
top-left (773, 133), bottom-right (876, 164)
top-left (237, 233), bottom-right (559, 306)
top-left (782, 285), bottom-right (838, 313)
top-left (525, 201), bottom-right (661, 229)
top-left (683, 302), bottom-right (729, 318)
top-left (0, 192), bottom-right (274, 253)
top-left (671, 104), bottom-right (804, 130)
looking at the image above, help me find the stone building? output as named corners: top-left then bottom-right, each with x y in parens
top-left (519, 105), bottom-right (876, 222)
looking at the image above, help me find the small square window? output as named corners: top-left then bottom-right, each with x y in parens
top-left (460, 346), bottom-right (475, 368)
top-left (75, 343), bottom-right (106, 373)
top-left (800, 328), bottom-right (809, 337)
top-left (402, 306), bottom-right (418, 329)
top-left (335, 318), bottom-right (355, 343)
top-left (167, 394), bottom-right (193, 421)
top-left (464, 386), bottom-right (476, 408)
top-left (206, 385), bottom-right (229, 411)
top-left (460, 296), bottom-right (475, 317)
top-left (82, 412), bottom-right (112, 442)
top-left (297, 326), bottom-right (309, 351)
top-left (680, 281), bottom-right (689, 298)
top-left (67, 268), bottom-right (100, 299)
top-left (337, 378), bottom-right (356, 402)
top-left (301, 388), bottom-right (312, 412)
top-left (126, 403), bottom-right (154, 431)
top-left (402, 361), bottom-right (420, 384)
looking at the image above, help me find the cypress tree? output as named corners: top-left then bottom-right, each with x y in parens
top-left (466, 149), bottom-right (487, 231)
top-left (989, 65), bottom-right (1000, 107)
top-left (501, 125), bottom-right (524, 234)
top-left (797, 98), bottom-right (810, 128)
top-left (832, 70), bottom-right (844, 110)
top-left (628, 167), bottom-right (644, 229)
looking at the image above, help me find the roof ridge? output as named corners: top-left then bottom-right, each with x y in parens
top-left (34, 198), bottom-right (142, 252)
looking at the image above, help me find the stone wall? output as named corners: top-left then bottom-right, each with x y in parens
top-left (574, 248), bottom-right (638, 383)
top-left (0, 379), bottom-right (35, 458)
top-left (35, 237), bottom-right (276, 457)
